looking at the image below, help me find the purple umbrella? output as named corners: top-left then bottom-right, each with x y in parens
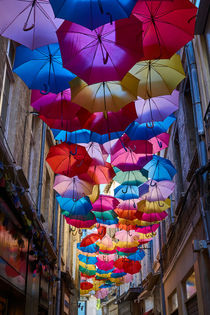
top-left (135, 90), bottom-right (179, 124)
top-left (53, 175), bottom-right (93, 199)
top-left (139, 180), bottom-right (175, 202)
top-left (0, 0), bottom-right (63, 50)
top-left (80, 142), bottom-right (107, 166)
top-left (57, 16), bottom-right (143, 84)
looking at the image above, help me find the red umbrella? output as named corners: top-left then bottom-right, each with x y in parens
top-left (114, 258), bottom-right (141, 275)
top-left (79, 162), bottom-right (115, 184)
top-left (132, 0), bottom-right (197, 60)
top-left (96, 225), bottom-right (107, 239)
top-left (114, 208), bottom-right (138, 221)
top-left (80, 234), bottom-right (101, 247)
top-left (81, 273), bottom-right (95, 279)
top-left (46, 143), bottom-right (92, 177)
top-left (80, 282), bottom-right (93, 290)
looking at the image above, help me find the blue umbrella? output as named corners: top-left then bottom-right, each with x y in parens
top-left (128, 250), bottom-right (145, 261)
top-left (50, 0), bottom-right (137, 30)
top-left (126, 115), bottom-right (176, 140)
top-left (111, 272), bottom-right (126, 278)
top-left (13, 44), bottom-right (76, 93)
top-left (114, 185), bottom-right (139, 200)
top-left (56, 196), bottom-right (92, 216)
top-left (99, 283), bottom-right (113, 289)
top-left (77, 243), bottom-right (99, 254)
top-left (97, 268), bottom-right (114, 274)
top-left (96, 218), bottom-right (119, 226)
top-left (52, 128), bottom-right (124, 144)
top-left (144, 155), bottom-right (176, 182)
top-left (78, 254), bottom-right (98, 265)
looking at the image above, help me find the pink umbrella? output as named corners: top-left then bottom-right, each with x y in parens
top-left (116, 247), bottom-right (138, 254)
top-left (80, 142), bottom-right (107, 165)
top-left (98, 254), bottom-right (117, 262)
top-left (123, 273), bottom-right (133, 283)
top-left (53, 175), bottom-right (93, 199)
top-left (136, 224), bottom-right (160, 235)
top-left (136, 211), bottom-right (168, 222)
top-left (139, 180), bottom-right (175, 201)
top-left (111, 151), bottom-right (153, 172)
top-left (149, 133), bottom-right (170, 153)
top-left (115, 230), bottom-right (140, 243)
top-left (92, 195), bottom-right (119, 212)
top-left (97, 235), bottom-right (116, 250)
top-left (96, 259), bottom-right (114, 271)
top-left (118, 199), bottom-right (141, 210)
top-left (57, 16), bottom-right (143, 84)
top-left (95, 288), bottom-right (109, 299)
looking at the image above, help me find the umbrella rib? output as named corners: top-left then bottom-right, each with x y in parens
top-left (36, 2), bottom-right (58, 29)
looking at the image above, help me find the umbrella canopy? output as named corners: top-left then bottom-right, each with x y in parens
top-left (80, 102), bottom-right (138, 135)
top-left (0, 0), bottom-right (63, 50)
top-left (79, 162), bottom-right (115, 185)
top-left (46, 142), bottom-right (92, 178)
top-left (95, 288), bottom-right (109, 299)
top-left (149, 133), bottom-right (170, 154)
top-left (53, 175), bottom-right (93, 199)
top-left (126, 115), bottom-right (176, 141)
top-left (65, 212), bottom-right (96, 228)
top-left (137, 199), bottom-right (171, 213)
top-left (79, 266), bottom-right (96, 276)
top-left (80, 142), bottom-right (107, 165)
top-left (114, 258), bottom-right (141, 275)
top-left (57, 16), bottom-right (142, 84)
top-left (136, 211), bottom-right (168, 223)
top-left (129, 54), bottom-right (185, 99)
top-left (80, 234), bottom-right (101, 247)
top-left (132, 0), bottom-right (197, 60)
top-left (135, 90), bottom-right (179, 124)
top-left (13, 44), bottom-right (76, 94)
top-left (92, 210), bottom-right (118, 222)
top-left (96, 260), bottom-right (114, 271)
top-left (144, 155), bottom-right (177, 182)
top-left (111, 151), bottom-right (153, 172)
top-left (113, 168), bottom-right (148, 186)
top-left (57, 196), bottom-right (93, 216)
top-left (69, 75), bottom-right (139, 113)
top-left (77, 243), bottom-right (99, 254)
top-left (114, 185), bottom-right (139, 200)
top-left (128, 249), bottom-right (145, 261)
top-left (92, 195), bottom-right (119, 212)
top-left (80, 281), bottom-right (93, 290)
top-left (50, 0), bottom-right (137, 30)
top-left (139, 180), bottom-right (175, 201)
top-left (78, 255), bottom-right (98, 265)
top-left (97, 235), bottom-right (116, 251)
top-left (114, 208), bottom-right (138, 221)
top-left (98, 253), bottom-right (117, 262)
top-left (136, 224), bottom-right (159, 235)
top-left (115, 230), bottom-right (140, 243)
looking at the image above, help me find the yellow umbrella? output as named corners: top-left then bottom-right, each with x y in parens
top-left (129, 54), bottom-right (185, 99)
top-left (137, 199), bottom-right (171, 213)
top-left (88, 185), bottom-right (99, 203)
top-left (69, 73), bottom-right (139, 113)
top-left (80, 289), bottom-right (91, 295)
top-left (79, 261), bottom-right (96, 271)
top-left (134, 220), bottom-right (161, 226)
top-left (96, 272), bottom-right (112, 278)
top-left (117, 241), bottom-right (139, 248)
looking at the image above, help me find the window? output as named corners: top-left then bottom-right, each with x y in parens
top-left (168, 291), bottom-right (178, 315)
top-left (0, 41), bottom-right (15, 131)
top-left (183, 271), bottom-right (199, 315)
top-left (185, 272), bottom-right (197, 300)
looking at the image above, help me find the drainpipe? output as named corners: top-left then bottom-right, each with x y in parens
top-left (158, 226), bottom-right (166, 315)
top-left (37, 122), bottom-right (47, 217)
top-left (185, 42), bottom-right (210, 253)
top-left (53, 194), bottom-right (58, 249)
top-left (56, 210), bottom-right (63, 315)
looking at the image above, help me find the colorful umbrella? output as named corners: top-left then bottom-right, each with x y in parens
top-left (53, 175), bottom-right (93, 199)
top-left (57, 17), bottom-right (142, 84)
top-left (65, 212), bottom-right (96, 228)
top-left (115, 230), bottom-right (140, 243)
top-left (135, 224), bottom-right (159, 235)
top-left (136, 211), bottom-right (168, 223)
top-left (98, 253), bottom-right (117, 262)
top-left (79, 266), bottom-right (96, 276)
top-left (0, 0), bottom-right (63, 49)
top-left (114, 185), bottom-right (139, 200)
top-left (149, 133), bottom-right (170, 154)
top-left (137, 199), bottom-right (171, 213)
top-left (78, 255), bottom-right (98, 265)
top-left (77, 243), bottom-right (99, 254)
top-left (50, 0), bottom-right (137, 30)
top-left (129, 54), bottom-right (185, 99)
top-left (114, 258), bottom-right (141, 274)
top-left (97, 235), bottom-right (116, 251)
top-left (79, 162), bottom-right (115, 185)
top-left (144, 155), bottom-right (177, 182)
top-left (111, 152), bottom-right (153, 172)
top-left (128, 249), bottom-right (145, 261)
top-left (69, 75), bottom-right (138, 113)
top-left (79, 142), bottom-right (107, 166)
top-left (135, 90), bottom-right (179, 124)
top-left (114, 208), bottom-right (138, 221)
top-left (139, 180), bottom-right (175, 201)
top-left (95, 288), bottom-right (109, 299)
top-left (46, 143), bottom-right (92, 177)
top-left (57, 196), bottom-right (92, 216)
top-left (132, 0), bottom-right (197, 60)
top-left (80, 234), bottom-right (101, 248)
top-left (13, 44), bottom-right (76, 94)
top-left (92, 195), bottom-right (119, 212)
top-left (92, 210), bottom-right (118, 224)
top-left (80, 281), bottom-right (93, 291)
top-left (113, 168), bottom-right (148, 186)
top-left (96, 260), bottom-right (114, 271)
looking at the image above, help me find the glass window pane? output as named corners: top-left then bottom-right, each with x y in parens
top-left (1, 72), bottom-right (11, 130)
top-left (186, 272), bottom-right (197, 299)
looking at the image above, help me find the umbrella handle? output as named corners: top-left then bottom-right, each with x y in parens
top-left (40, 83), bottom-right (49, 95)
top-left (23, 23), bottom-right (35, 32)
top-left (158, 200), bottom-right (165, 208)
top-left (146, 122), bottom-right (154, 129)
top-left (149, 179), bottom-right (157, 187)
top-left (128, 145), bottom-right (136, 152)
top-left (158, 140), bottom-right (162, 148)
top-left (70, 144), bottom-right (78, 156)
top-left (98, 0), bottom-right (104, 13)
top-left (103, 52), bottom-right (109, 65)
top-left (122, 186), bottom-right (128, 194)
top-left (106, 12), bottom-right (113, 25)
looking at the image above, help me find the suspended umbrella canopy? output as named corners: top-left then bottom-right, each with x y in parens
top-left (128, 249), bottom-right (145, 261)
top-left (97, 235), bottom-right (116, 251)
top-left (136, 224), bottom-right (159, 235)
top-left (80, 102), bottom-right (138, 135)
top-left (116, 246), bottom-right (138, 254)
top-left (79, 142), bottom-right (107, 166)
top-left (92, 195), bottom-right (119, 212)
top-left (114, 258), bottom-right (141, 275)
top-left (96, 260), bottom-right (114, 271)
top-left (57, 196), bottom-right (93, 216)
top-left (79, 162), bottom-right (116, 185)
top-left (114, 185), bottom-right (139, 201)
top-left (79, 265), bottom-right (96, 276)
top-left (92, 210), bottom-right (118, 225)
top-left (77, 243), bottom-right (99, 254)
top-left (114, 208), bottom-right (138, 221)
top-left (13, 44), bottom-right (76, 94)
top-left (69, 75), bottom-right (139, 113)
top-left (126, 115), bottom-right (176, 141)
top-left (135, 90), bottom-right (179, 124)
top-left (129, 54), bottom-right (185, 99)
top-left (136, 211), bottom-right (168, 223)
top-left (98, 253), bottom-right (117, 262)
top-left (116, 241), bottom-right (139, 249)
top-left (65, 212), bottom-right (96, 228)
top-left (137, 199), bottom-right (171, 213)
top-left (0, 0), bottom-right (63, 50)
top-left (96, 224), bottom-right (107, 239)
top-left (118, 223), bottom-right (137, 231)
top-left (46, 142), bottom-right (92, 178)
top-left (118, 199), bottom-right (141, 210)
top-left (115, 230), bottom-right (140, 243)
top-left (95, 288), bottom-right (109, 299)
top-left (57, 16), bottom-right (143, 84)
top-left (78, 255), bottom-right (97, 265)
top-left (53, 175), bottom-right (93, 199)
top-left (149, 133), bottom-right (170, 154)
top-left (139, 180), bottom-right (175, 201)
top-left (80, 234), bottom-right (101, 248)
top-left (144, 155), bottom-right (177, 182)
top-left (81, 273), bottom-right (95, 279)
top-left (79, 261), bottom-right (96, 271)
top-left (113, 168), bottom-right (148, 186)
top-left (50, 0), bottom-right (137, 30)
top-left (132, 0), bottom-right (197, 60)
top-left (99, 248), bottom-right (116, 255)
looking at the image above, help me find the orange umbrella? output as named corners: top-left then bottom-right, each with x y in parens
top-left (80, 234), bottom-right (101, 247)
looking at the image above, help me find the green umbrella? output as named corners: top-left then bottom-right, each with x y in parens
top-left (113, 167), bottom-right (148, 186)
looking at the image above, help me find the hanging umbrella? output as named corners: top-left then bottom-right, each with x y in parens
top-left (136, 211), bottom-right (168, 223)
top-left (0, 0), bottom-right (63, 50)
top-left (114, 185), bottom-right (139, 200)
top-left (78, 255), bottom-right (98, 265)
top-left (128, 249), bottom-right (145, 261)
top-left (149, 133), bottom-right (170, 154)
top-left (95, 288), bottom-right (109, 299)
top-left (135, 224), bottom-right (159, 235)
top-left (69, 75), bottom-right (138, 113)
top-left (79, 266), bottom-right (96, 276)
top-left (92, 195), bottom-right (119, 212)
top-left (92, 210), bottom-right (118, 225)
top-left (144, 155), bottom-right (177, 182)
top-left (118, 199), bottom-right (141, 210)
top-left (126, 115), bottom-right (176, 141)
top-left (57, 196), bottom-right (92, 216)
top-left (98, 253), bottom-right (117, 262)
top-left (99, 248), bottom-right (116, 255)
top-left (116, 246), bottom-right (138, 254)
top-left (65, 212), bottom-right (96, 228)
top-left (46, 143), bottom-right (92, 178)
top-left (80, 234), bottom-right (101, 247)
top-left (116, 241), bottom-right (139, 249)
top-left (114, 208), bottom-right (138, 221)
top-left (57, 16), bottom-right (142, 84)
top-left (137, 199), bottom-right (171, 213)
top-left (79, 162), bottom-right (115, 185)
top-left (96, 259), bottom-right (114, 271)
top-left (96, 224), bottom-right (107, 240)
top-left (111, 270), bottom-right (126, 278)
top-left (114, 258), bottom-right (141, 275)
top-left (77, 243), bottom-right (99, 254)
top-left (118, 223), bottom-right (137, 231)
top-left (53, 175), bottom-right (93, 199)
top-left (113, 168), bottom-right (148, 186)
top-left (129, 54), bottom-right (185, 99)
top-left (80, 102), bottom-right (138, 135)
top-left (111, 152), bottom-right (153, 172)
top-left (79, 142), bottom-right (107, 166)
top-left (81, 273), bottom-right (95, 279)
top-left (139, 180), bottom-right (175, 201)
top-left (135, 90), bottom-right (179, 124)
top-left (97, 235), bottom-right (116, 251)
top-left (13, 44), bottom-right (76, 94)
top-left (115, 230), bottom-right (140, 243)
top-left (50, 0), bottom-right (137, 30)
top-left (132, 0), bottom-right (197, 60)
